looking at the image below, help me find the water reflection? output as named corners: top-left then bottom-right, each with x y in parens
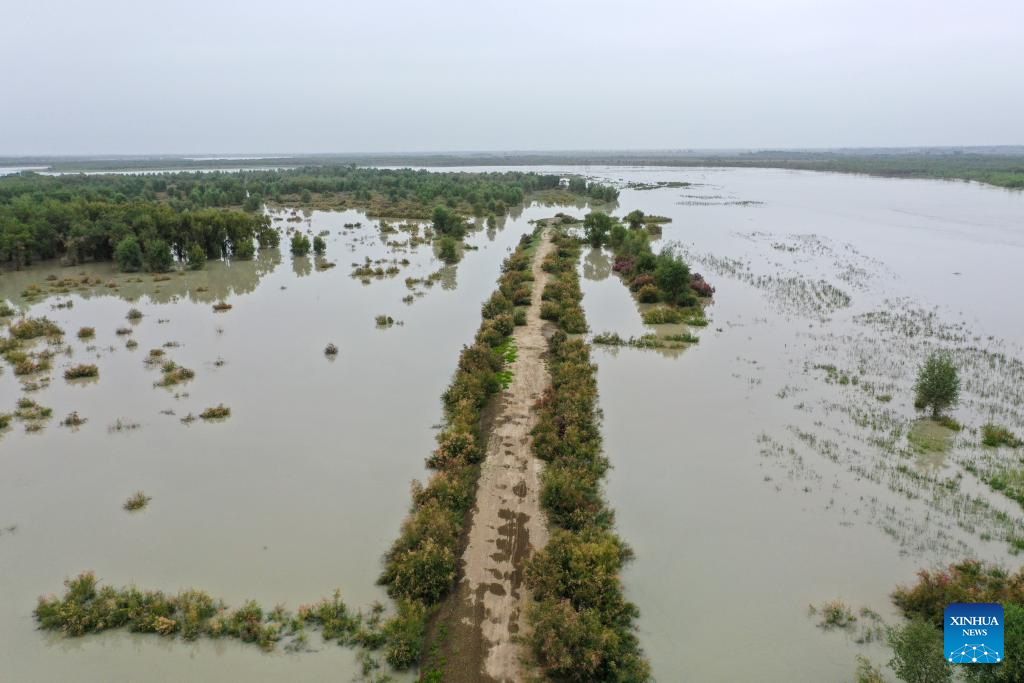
top-left (582, 246), bottom-right (612, 281)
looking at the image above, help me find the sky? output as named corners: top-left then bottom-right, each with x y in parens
top-left (1, 0), bottom-right (1022, 155)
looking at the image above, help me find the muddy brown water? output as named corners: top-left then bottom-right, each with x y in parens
top-left (2, 168), bottom-right (1024, 681)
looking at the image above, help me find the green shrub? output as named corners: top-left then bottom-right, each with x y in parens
top-left (892, 560), bottom-right (1024, 628)
top-left (636, 284), bottom-right (660, 303)
top-left (437, 236), bottom-right (459, 264)
top-left (10, 317), bottom-right (63, 339)
top-left (981, 423), bottom-right (1022, 448)
top-left (887, 619), bottom-right (951, 683)
top-left (641, 307), bottom-right (684, 324)
top-left (290, 233), bottom-right (311, 256)
top-left (199, 404), bottom-right (230, 420)
top-left (123, 491), bottom-right (151, 511)
top-left (525, 321), bottom-right (649, 680)
top-left (233, 237), bottom-right (255, 260)
top-left (187, 243), bottom-right (207, 270)
top-left (144, 239), bottom-right (174, 273)
top-left (313, 235), bottom-right (327, 255)
top-left (527, 599), bottom-right (650, 683)
top-left (382, 600), bottom-right (427, 670)
top-left (114, 236), bottom-right (143, 272)
top-left (64, 364), bottom-right (99, 380)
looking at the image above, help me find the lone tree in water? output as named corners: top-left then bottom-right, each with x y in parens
top-left (914, 351), bottom-right (960, 418)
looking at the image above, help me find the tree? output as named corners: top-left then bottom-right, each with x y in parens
top-left (313, 235), bottom-right (326, 255)
top-left (653, 248), bottom-right (690, 304)
top-left (624, 209), bottom-right (645, 229)
top-left (887, 619), bottom-right (951, 683)
top-left (144, 239), bottom-right (173, 273)
top-left (290, 233), bottom-right (311, 256)
top-left (431, 205), bottom-right (464, 238)
top-left (186, 243), bottom-right (206, 270)
top-left (914, 352), bottom-right (960, 417)
top-left (583, 212), bottom-right (613, 247)
top-left (113, 236), bottom-right (143, 272)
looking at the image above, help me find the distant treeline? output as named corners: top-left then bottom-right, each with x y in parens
top-left (7, 149), bottom-right (1024, 189)
top-left (0, 167), bottom-right (617, 267)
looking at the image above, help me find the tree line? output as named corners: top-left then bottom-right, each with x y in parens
top-left (0, 167), bottom-right (618, 268)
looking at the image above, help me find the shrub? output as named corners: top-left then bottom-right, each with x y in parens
top-left (10, 317), bottom-right (63, 339)
top-left (233, 237), bottom-right (255, 260)
top-left (0, 301), bottom-right (15, 317)
top-left (381, 537), bottom-right (456, 604)
top-left (290, 233), bottom-right (311, 256)
top-left (382, 600), bottom-right (427, 670)
top-left (527, 599), bottom-right (650, 683)
top-left (981, 423), bottom-right (1022, 448)
top-left (628, 274), bottom-right (654, 291)
top-left (481, 291), bottom-right (512, 319)
top-left (186, 243), bottom-right (207, 270)
top-left (114, 236), bottom-right (144, 272)
top-left (126, 308), bottom-right (143, 321)
top-left (887, 619), bottom-right (951, 683)
top-left (913, 352), bottom-right (960, 417)
top-left (690, 273), bottom-right (715, 297)
top-left (514, 308), bottom-right (527, 326)
top-left (64, 364), bottom-right (99, 380)
top-left (313, 235), bottom-right (327, 255)
top-left (437, 236), bottom-right (459, 264)
top-left (123, 491), bottom-right (151, 511)
top-left (77, 326), bottom-right (95, 339)
top-left (200, 404), bottom-right (231, 420)
top-left (62, 411), bottom-right (87, 427)
top-left (892, 560), bottom-right (1024, 628)
top-left (636, 284), bottom-right (660, 303)
top-left (641, 307), bottom-right (684, 324)
top-left (144, 239), bottom-right (174, 273)
top-left (155, 362), bottom-right (195, 387)
top-left (324, 343), bottom-right (339, 356)
top-left (212, 301), bottom-right (232, 312)
top-left (653, 247), bottom-right (690, 303)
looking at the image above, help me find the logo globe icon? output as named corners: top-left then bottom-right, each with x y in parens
top-left (948, 644), bottom-right (1001, 663)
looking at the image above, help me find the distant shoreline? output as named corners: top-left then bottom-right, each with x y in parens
top-left (1, 148), bottom-right (1022, 189)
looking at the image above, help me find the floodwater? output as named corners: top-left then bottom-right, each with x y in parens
top-left (0, 201), bottom-right (587, 681)
top-left (571, 167), bottom-right (1024, 681)
top-left (2, 167), bottom-right (1023, 682)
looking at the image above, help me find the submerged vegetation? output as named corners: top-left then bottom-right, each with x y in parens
top-left (63, 364), bottom-right (98, 380)
top-left (122, 491), bottom-right (152, 511)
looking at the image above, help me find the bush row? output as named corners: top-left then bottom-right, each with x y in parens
top-left (539, 230), bottom-right (587, 333)
top-left (525, 225), bottom-right (650, 682)
top-left (376, 228), bottom-right (540, 666)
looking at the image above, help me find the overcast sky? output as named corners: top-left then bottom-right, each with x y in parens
top-left (1, 0), bottom-right (1021, 155)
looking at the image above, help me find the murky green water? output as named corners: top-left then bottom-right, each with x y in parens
top-left (3, 167), bottom-right (1023, 681)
